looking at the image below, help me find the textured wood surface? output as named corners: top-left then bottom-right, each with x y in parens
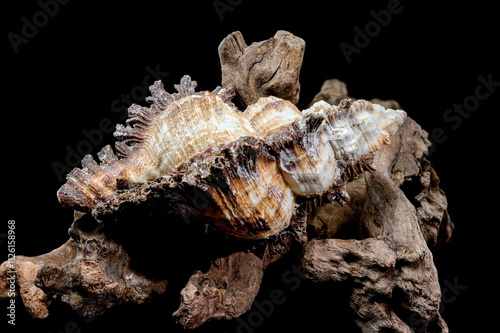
top-left (219, 30), bottom-right (305, 107)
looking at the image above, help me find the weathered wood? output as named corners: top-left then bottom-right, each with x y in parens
top-left (172, 214), bottom-right (304, 329)
top-left (0, 239), bottom-right (76, 318)
top-left (302, 112), bottom-right (452, 332)
top-left (33, 214), bottom-right (168, 318)
top-left (219, 30), bottom-right (305, 107)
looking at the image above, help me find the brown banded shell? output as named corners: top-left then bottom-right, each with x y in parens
top-left (57, 75), bottom-right (406, 240)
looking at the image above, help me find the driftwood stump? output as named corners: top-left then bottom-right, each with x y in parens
top-left (219, 30), bottom-right (305, 107)
top-left (0, 31), bottom-right (453, 333)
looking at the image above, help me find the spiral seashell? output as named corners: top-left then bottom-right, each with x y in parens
top-left (57, 75), bottom-right (406, 239)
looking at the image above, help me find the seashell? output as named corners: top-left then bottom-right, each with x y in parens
top-left (57, 75), bottom-right (406, 239)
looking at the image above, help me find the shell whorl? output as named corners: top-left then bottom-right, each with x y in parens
top-left (57, 75), bottom-right (406, 239)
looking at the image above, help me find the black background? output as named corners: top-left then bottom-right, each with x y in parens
top-left (2, 0), bottom-right (498, 332)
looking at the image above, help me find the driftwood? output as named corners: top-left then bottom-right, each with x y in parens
top-left (173, 214), bottom-right (305, 329)
top-left (0, 31), bottom-right (453, 332)
top-left (219, 30), bottom-right (305, 107)
top-left (34, 213), bottom-right (168, 318)
top-left (0, 212), bottom-right (168, 320)
top-left (302, 117), bottom-right (449, 332)
top-left (0, 239), bottom-right (76, 319)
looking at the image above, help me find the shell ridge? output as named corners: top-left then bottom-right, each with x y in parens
top-left (125, 104), bottom-right (156, 127)
top-left (97, 144), bottom-right (119, 166)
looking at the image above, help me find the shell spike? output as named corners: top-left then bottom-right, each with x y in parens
top-left (146, 80), bottom-right (175, 111)
top-left (97, 145), bottom-right (119, 166)
top-left (174, 75), bottom-right (198, 97)
top-left (212, 83), bottom-right (236, 103)
top-left (81, 154), bottom-right (103, 175)
top-left (57, 154), bottom-right (102, 212)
